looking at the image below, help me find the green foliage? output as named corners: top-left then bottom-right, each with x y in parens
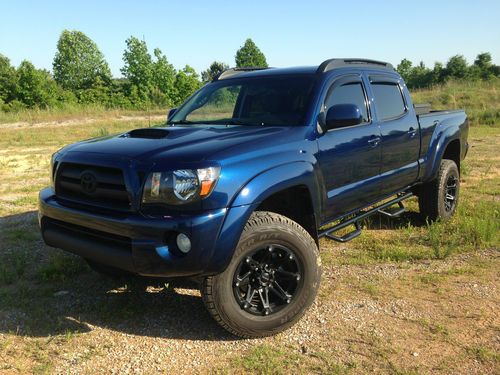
top-left (16, 61), bottom-right (60, 108)
top-left (121, 36), bottom-right (153, 101)
top-left (53, 30), bottom-right (112, 91)
top-left (152, 48), bottom-right (177, 105)
top-left (235, 38), bottom-right (268, 68)
top-left (397, 53), bottom-right (499, 90)
top-left (0, 54), bottom-right (17, 103)
top-left (446, 54), bottom-right (469, 79)
top-left (201, 61), bottom-right (229, 83)
top-left (2, 30), bottom-right (498, 117)
top-left (173, 65), bottom-right (201, 105)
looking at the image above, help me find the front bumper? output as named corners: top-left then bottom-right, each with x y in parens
top-left (39, 188), bottom-right (228, 277)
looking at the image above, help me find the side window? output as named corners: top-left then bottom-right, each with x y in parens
top-left (371, 83), bottom-right (406, 120)
top-left (325, 82), bottom-right (369, 123)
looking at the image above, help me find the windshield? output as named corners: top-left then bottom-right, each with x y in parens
top-left (168, 75), bottom-right (316, 126)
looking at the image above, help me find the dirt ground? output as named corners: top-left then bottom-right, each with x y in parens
top-left (0, 120), bottom-right (498, 374)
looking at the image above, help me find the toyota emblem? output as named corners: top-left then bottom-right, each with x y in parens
top-left (80, 172), bottom-right (97, 194)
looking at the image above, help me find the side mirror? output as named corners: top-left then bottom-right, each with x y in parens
top-left (167, 108), bottom-right (177, 121)
top-left (325, 104), bottom-right (363, 130)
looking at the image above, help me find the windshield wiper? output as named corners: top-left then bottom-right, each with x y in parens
top-left (167, 120), bottom-right (197, 125)
top-left (204, 119), bottom-right (250, 126)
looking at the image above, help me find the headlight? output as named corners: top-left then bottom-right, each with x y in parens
top-left (142, 166), bottom-right (221, 205)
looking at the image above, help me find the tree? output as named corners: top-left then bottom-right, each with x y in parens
top-left (445, 55), bottom-right (469, 79)
top-left (17, 60), bottom-right (59, 108)
top-left (121, 36), bottom-right (153, 101)
top-left (0, 54), bottom-right (17, 103)
top-left (430, 62), bottom-right (445, 85)
top-left (53, 30), bottom-right (111, 91)
top-left (201, 61), bottom-right (229, 83)
top-left (396, 58), bottom-right (413, 84)
top-left (173, 65), bottom-right (201, 105)
top-left (409, 61), bottom-right (433, 88)
top-left (474, 52), bottom-right (492, 70)
top-left (152, 48), bottom-right (177, 105)
top-left (474, 52), bottom-right (494, 79)
top-left (235, 38), bottom-right (268, 68)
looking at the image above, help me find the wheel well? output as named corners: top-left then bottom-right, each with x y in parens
top-left (443, 139), bottom-right (461, 172)
top-left (256, 186), bottom-right (318, 244)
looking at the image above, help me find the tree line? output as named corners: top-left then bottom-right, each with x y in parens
top-left (0, 31), bottom-right (267, 112)
top-left (0, 29), bottom-right (498, 113)
top-left (396, 53), bottom-right (499, 89)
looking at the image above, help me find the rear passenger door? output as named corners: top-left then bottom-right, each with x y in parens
top-left (317, 74), bottom-right (382, 220)
top-left (368, 76), bottom-right (420, 195)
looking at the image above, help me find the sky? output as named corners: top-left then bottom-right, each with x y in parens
top-left (1, 0), bottom-right (499, 78)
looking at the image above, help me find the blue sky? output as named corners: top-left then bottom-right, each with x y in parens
top-left (1, 0), bottom-right (499, 77)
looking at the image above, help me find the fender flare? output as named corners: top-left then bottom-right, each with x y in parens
top-left (422, 125), bottom-right (461, 182)
top-left (205, 161), bottom-right (320, 274)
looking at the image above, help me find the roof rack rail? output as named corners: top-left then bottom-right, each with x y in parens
top-left (213, 67), bottom-right (271, 81)
top-left (316, 58), bottom-right (394, 74)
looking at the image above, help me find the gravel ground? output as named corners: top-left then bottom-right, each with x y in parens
top-left (2, 245), bottom-right (496, 374)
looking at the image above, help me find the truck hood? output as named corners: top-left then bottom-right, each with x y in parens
top-left (64, 125), bottom-right (299, 163)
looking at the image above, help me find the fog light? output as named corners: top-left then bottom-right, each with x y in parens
top-left (176, 233), bottom-right (191, 254)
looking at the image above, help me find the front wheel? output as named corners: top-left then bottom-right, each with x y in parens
top-left (419, 159), bottom-right (460, 221)
top-left (201, 211), bottom-right (321, 338)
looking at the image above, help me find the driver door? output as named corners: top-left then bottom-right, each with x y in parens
top-left (316, 74), bottom-right (382, 220)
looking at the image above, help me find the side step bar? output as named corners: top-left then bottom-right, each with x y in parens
top-left (319, 192), bottom-right (413, 243)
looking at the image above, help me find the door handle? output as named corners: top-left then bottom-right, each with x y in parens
top-left (408, 127), bottom-right (417, 137)
top-left (368, 136), bottom-right (381, 147)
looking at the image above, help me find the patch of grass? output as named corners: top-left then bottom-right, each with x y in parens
top-left (0, 104), bottom-right (167, 125)
top-left (411, 79), bottom-right (500, 126)
top-left (37, 252), bottom-right (88, 281)
top-left (426, 201), bottom-right (499, 258)
top-left (466, 345), bottom-right (500, 364)
top-left (91, 127), bottom-right (110, 138)
top-left (229, 344), bottom-right (351, 374)
top-left (418, 319), bottom-right (450, 337)
top-left (0, 251), bottom-right (30, 285)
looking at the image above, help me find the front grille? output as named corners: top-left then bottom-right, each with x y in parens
top-left (55, 162), bottom-right (131, 211)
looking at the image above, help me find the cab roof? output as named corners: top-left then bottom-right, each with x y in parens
top-left (213, 58), bottom-right (394, 81)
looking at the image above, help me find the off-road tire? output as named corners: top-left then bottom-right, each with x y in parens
top-left (201, 211), bottom-right (321, 338)
top-left (419, 159), bottom-right (460, 221)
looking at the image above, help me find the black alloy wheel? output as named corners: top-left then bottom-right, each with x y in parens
top-left (232, 244), bottom-right (302, 316)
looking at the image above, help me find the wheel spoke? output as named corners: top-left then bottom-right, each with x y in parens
top-left (258, 288), bottom-right (271, 314)
top-left (446, 193), bottom-right (455, 201)
top-left (270, 280), bottom-right (291, 302)
top-left (275, 267), bottom-right (300, 280)
top-left (245, 284), bottom-right (256, 303)
top-left (236, 270), bottom-right (252, 285)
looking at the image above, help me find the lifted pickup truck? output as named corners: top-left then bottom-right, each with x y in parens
top-left (39, 58), bottom-right (468, 338)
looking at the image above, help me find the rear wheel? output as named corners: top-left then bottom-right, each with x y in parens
top-left (419, 159), bottom-right (460, 221)
top-left (201, 211), bottom-right (321, 338)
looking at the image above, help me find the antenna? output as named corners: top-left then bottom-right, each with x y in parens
top-left (142, 34), bottom-right (151, 127)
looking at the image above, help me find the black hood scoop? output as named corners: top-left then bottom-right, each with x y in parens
top-left (125, 128), bottom-right (170, 139)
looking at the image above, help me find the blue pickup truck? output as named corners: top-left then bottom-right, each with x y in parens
top-left (39, 58), bottom-right (468, 338)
